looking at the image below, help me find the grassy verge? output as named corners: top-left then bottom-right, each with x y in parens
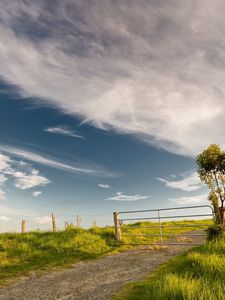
top-left (0, 220), bottom-right (211, 285)
top-left (113, 236), bottom-right (225, 300)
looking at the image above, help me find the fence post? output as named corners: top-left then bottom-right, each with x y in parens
top-left (157, 210), bottom-right (163, 243)
top-left (76, 215), bottom-right (82, 228)
top-left (51, 213), bottom-right (56, 232)
top-left (21, 220), bottom-right (26, 233)
top-left (219, 207), bottom-right (225, 225)
top-left (113, 211), bottom-right (122, 241)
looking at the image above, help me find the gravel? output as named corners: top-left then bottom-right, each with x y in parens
top-left (0, 231), bottom-right (205, 300)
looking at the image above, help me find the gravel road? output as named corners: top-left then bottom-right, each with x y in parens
top-left (0, 231), bottom-right (205, 300)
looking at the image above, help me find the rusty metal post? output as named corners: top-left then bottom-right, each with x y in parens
top-left (113, 211), bottom-right (122, 241)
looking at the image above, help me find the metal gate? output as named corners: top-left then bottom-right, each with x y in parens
top-left (113, 205), bottom-right (214, 246)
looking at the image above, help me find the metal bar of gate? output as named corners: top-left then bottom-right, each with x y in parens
top-left (115, 204), bottom-right (214, 246)
top-left (121, 214), bottom-right (213, 221)
top-left (119, 205), bottom-right (214, 214)
top-left (125, 224), bottom-right (210, 229)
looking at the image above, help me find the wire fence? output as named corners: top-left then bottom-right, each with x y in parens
top-left (0, 212), bottom-right (113, 233)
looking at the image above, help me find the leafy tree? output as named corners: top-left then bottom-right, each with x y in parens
top-left (196, 144), bottom-right (225, 209)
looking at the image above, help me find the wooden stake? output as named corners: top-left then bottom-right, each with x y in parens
top-left (219, 207), bottom-right (225, 225)
top-left (21, 220), bottom-right (26, 233)
top-left (51, 213), bottom-right (56, 232)
top-left (113, 211), bottom-right (122, 241)
top-left (76, 215), bottom-right (82, 228)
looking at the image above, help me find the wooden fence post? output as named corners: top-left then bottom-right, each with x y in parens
top-left (51, 213), bottom-right (56, 232)
top-left (113, 211), bottom-right (122, 241)
top-left (21, 220), bottom-right (26, 233)
top-left (76, 215), bottom-right (82, 228)
top-left (219, 207), bottom-right (225, 225)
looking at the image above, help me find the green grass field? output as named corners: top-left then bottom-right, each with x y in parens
top-left (113, 236), bottom-right (225, 300)
top-left (0, 220), bottom-right (211, 285)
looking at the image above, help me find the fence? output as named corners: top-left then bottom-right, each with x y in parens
top-left (113, 205), bottom-right (214, 245)
top-left (0, 212), bottom-right (113, 233)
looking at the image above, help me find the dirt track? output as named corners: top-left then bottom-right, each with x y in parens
top-left (0, 231), bottom-right (205, 300)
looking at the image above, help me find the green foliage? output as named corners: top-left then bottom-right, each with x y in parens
top-left (196, 144), bottom-right (225, 214)
top-left (64, 223), bottom-right (77, 232)
top-left (114, 237), bottom-right (225, 300)
top-left (206, 224), bottom-right (225, 241)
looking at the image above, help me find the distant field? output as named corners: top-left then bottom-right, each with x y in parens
top-left (114, 236), bottom-right (225, 300)
top-left (0, 220), bottom-right (211, 285)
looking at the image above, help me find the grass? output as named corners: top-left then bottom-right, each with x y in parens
top-left (0, 219), bottom-right (211, 285)
top-left (113, 236), bottom-right (225, 300)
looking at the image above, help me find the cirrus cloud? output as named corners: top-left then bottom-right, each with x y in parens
top-left (32, 191), bottom-right (42, 197)
top-left (44, 125), bottom-right (84, 139)
top-left (98, 183), bottom-right (111, 189)
top-left (157, 172), bottom-right (203, 192)
top-left (169, 194), bottom-right (208, 205)
top-left (0, 2), bottom-right (225, 156)
top-left (106, 192), bottom-right (148, 201)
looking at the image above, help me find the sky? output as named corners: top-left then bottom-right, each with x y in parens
top-left (0, 0), bottom-right (223, 231)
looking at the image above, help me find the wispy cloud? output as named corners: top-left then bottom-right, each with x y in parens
top-left (0, 174), bottom-right (7, 185)
top-left (106, 192), bottom-right (148, 201)
top-left (32, 191), bottom-right (42, 197)
top-left (14, 170), bottom-right (49, 190)
top-left (98, 183), bottom-right (111, 189)
top-left (157, 172), bottom-right (203, 192)
top-left (0, 152), bottom-right (50, 197)
top-left (0, 144), bottom-right (114, 177)
top-left (0, 189), bottom-right (5, 200)
top-left (0, 154), bottom-right (10, 171)
top-left (1, 2), bottom-right (225, 155)
top-left (169, 194), bottom-right (208, 205)
top-left (44, 125), bottom-right (84, 139)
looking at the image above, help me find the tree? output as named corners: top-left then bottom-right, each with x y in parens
top-left (196, 144), bottom-right (225, 224)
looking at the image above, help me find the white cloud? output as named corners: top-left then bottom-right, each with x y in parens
top-left (98, 183), bottom-right (111, 189)
top-left (44, 125), bottom-right (84, 139)
top-left (0, 145), bottom-right (114, 177)
top-left (0, 174), bottom-right (7, 185)
top-left (0, 154), bottom-right (10, 171)
top-left (169, 194), bottom-right (208, 205)
top-left (32, 191), bottom-right (42, 197)
top-left (0, 152), bottom-right (50, 196)
top-left (0, 189), bottom-right (5, 200)
top-left (14, 169), bottom-right (49, 190)
top-left (106, 192), bottom-right (148, 201)
top-left (0, 216), bottom-right (11, 222)
top-left (1, 2), bottom-right (225, 155)
top-left (157, 172), bottom-right (203, 192)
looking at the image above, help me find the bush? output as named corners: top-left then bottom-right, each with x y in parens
top-left (206, 224), bottom-right (225, 241)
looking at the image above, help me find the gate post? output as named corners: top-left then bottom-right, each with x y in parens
top-left (113, 211), bottom-right (122, 241)
top-left (219, 207), bottom-right (225, 225)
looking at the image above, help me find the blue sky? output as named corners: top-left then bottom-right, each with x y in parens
top-left (1, 1), bottom-right (224, 231)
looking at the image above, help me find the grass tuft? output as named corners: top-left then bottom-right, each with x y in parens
top-left (113, 237), bottom-right (225, 300)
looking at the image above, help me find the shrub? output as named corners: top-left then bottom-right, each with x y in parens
top-left (206, 224), bottom-right (225, 241)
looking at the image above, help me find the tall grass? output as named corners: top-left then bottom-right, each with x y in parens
top-left (113, 237), bottom-right (225, 300)
top-left (0, 220), bottom-right (211, 285)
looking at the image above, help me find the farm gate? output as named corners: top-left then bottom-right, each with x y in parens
top-left (113, 205), bottom-right (214, 246)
